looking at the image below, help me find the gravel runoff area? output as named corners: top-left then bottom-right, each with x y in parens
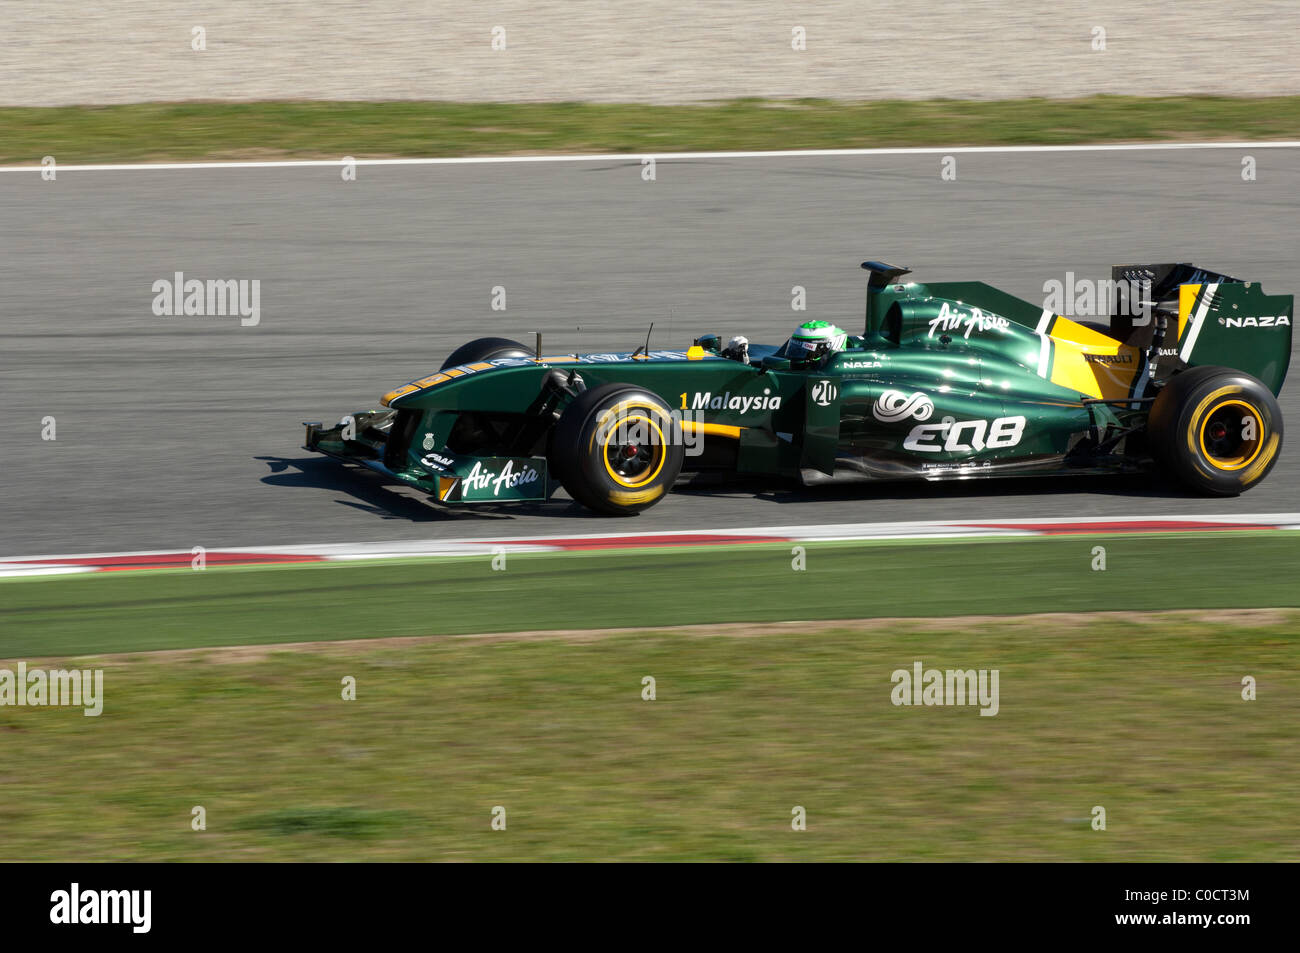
top-left (4, 2), bottom-right (1300, 106)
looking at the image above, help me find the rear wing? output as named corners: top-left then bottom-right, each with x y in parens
top-left (1110, 263), bottom-right (1292, 395)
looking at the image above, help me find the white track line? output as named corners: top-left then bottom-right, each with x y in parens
top-left (2, 141), bottom-right (1299, 174)
top-left (0, 566), bottom-right (95, 579)
top-left (3, 514), bottom-right (1297, 569)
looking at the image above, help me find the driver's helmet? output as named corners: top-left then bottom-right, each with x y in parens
top-left (787, 320), bottom-right (848, 361)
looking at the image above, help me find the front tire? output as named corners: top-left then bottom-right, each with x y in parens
top-left (441, 336), bottom-right (532, 371)
top-left (1148, 366), bottom-right (1283, 495)
top-left (549, 383), bottom-right (683, 515)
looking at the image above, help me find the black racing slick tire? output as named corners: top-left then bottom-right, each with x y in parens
top-left (440, 337), bottom-right (533, 371)
top-left (1148, 365), bottom-right (1283, 495)
top-left (549, 383), bottom-right (684, 515)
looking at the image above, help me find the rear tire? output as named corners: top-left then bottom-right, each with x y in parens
top-left (1148, 366), bottom-right (1283, 495)
top-left (549, 383), bottom-right (683, 515)
top-left (441, 337), bottom-right (532, 370)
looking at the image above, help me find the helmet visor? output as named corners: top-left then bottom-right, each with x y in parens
top-left (788, 334), bottom-right (824, 358)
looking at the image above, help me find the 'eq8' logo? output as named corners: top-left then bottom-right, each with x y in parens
top-left (904, 415), bottom-right (1027, 453)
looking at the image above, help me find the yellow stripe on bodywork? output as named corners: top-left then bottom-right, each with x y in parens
top-left (1177, 284), bottom-right (1203, 342)
top-left (1048, 345), bottom-right (1142, 399)
top-left (1043, 315), bottom-right (1121, 348)
top-left (1046, 316), bottom-right (1141, 400)
top-left (381, 384), bottom-right (420, 406)
top-left (381, 360), bottom-right (510, 406)
top-left (681, 421), bottom-right (742, 438)
top-left (381, 368), bottom-right (462, 406)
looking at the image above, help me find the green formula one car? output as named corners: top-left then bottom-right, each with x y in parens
top-left (304, 261), bottom-right (1291, 515)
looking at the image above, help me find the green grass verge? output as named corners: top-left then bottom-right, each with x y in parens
top-left (0, 611), bottom-right (1294, 861)
top-left (1, 96), bottom-right (1298, 165)
top-left (3, 534), bottom-right (1300, 658)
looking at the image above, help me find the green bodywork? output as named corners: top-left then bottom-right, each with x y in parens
top-left (304, 262), bottom-right (1291, 504)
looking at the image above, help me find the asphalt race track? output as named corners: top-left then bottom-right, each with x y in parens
top-left (2, 149), bottom-right (1298, 557)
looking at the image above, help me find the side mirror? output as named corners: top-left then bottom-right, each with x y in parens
top-left (694, 333), bottom-right (722, 352)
